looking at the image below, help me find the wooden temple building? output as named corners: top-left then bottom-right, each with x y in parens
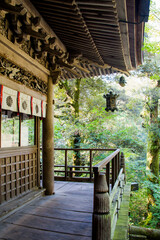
top-left (0, 0), bottom-right (150, 239)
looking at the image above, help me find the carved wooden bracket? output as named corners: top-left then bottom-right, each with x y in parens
top-left (50, 70), bottom-right (61, 85)
top-left (0, 1), bottom-right (23, 15)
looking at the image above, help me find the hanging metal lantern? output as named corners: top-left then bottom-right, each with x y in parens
top-left (119, 76), bottom-right (126, 87)
top-left (103, 90), bottom-right (119, 112)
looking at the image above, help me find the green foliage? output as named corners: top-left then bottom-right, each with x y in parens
top-left (129, 180), bottom-right (160, 229)
top-left (129, 188), bottom-right (148, 226)
top-left (145, 180), bottom-right (160, 228)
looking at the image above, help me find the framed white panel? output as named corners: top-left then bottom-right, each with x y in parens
top-left (2, 86), bottom-right (18, 112)
top-left (19, 93), bottom-right (31, 114)
top-left (33, 98), bottom-right (41, 117)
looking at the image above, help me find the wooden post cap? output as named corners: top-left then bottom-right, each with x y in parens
top-left (95, 173), bottom-right (108, 193)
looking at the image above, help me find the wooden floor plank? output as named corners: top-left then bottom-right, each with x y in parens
top-left (0, 224), bottom-right (91, 240)
top-left (0, 181), bottom-right (93, 240)
top-left (18, 205), bottom-right (92, 223)
top-left (4, 213), bottom-right (92, 236)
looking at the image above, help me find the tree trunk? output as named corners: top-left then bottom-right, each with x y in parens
top-left (146, 85), bottom-right (160, 222)
top-left (73, 78), bottom-right (81, 118)
top-left (146, 93), bottom-right (159, 183)
top-left (72, 79), bottom-right (83, 174)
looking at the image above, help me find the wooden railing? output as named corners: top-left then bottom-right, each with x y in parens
top-left (41, 147), bottom-right (126, 239)
top-left (53, 148), bottom-right (117, 182)
top-left (92, 150), bottom-right (126, 240)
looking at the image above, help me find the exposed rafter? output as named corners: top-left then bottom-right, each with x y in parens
top-left (0, 0), bottom-right (146, 80)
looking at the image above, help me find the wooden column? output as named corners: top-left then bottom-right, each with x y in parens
top-left (43, 72), bottom-right (60, 195)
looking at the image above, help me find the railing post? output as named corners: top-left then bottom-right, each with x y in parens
top-left (65, 149), bottom-right (67, 180)
top-left (69, 166), bottom-right (73, 179)
top-left (120, 152), bottom-right (126, 182)
top-left (90, 150), bottom-right (92, 180)
top-left (92, 172), bottom-right (111, 240)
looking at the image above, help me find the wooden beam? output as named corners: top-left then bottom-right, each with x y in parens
top-left (115, 0), bottom-right (132, 70)
top-left (0, 74), bottom-right (46, 100)
top-left (0, 34), bottom-right (49, 82)
top-left (77, 0), bottom-right (115, 8)
top-left (42, 45), bottom-right (63, 57)
top-left (72, 62), bottom-right (90, 74)
top-left (63, 67), bottom-right (81, 78)
top-left (17, 0), bottom-right (66, 53)
top-left (0, 1), bottom-right (23, 14)
top-left (22, 25), bottom-right (46, 39)
top-left (77, 5), bottom-right (116, 12)
top-left (80, 58), bottom-right (129, 75)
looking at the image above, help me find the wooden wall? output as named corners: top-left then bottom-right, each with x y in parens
top-left (0, 146), bottom-right (38, 204)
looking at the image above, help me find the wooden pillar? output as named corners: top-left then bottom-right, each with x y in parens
top-left (92, 173), bottom-right (111, 240)
top-left (43, 72), bottom-right (60, 195)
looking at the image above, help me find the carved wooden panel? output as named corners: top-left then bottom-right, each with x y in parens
top-left (0, 147), bottom-right (37, 204)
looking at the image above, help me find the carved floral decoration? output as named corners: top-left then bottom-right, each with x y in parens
top-left (0, 56), bottom-right (47, 94)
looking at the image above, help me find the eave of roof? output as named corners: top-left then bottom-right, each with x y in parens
top-left (2, 0), bottom-right (148, 80)
top-left (29, 0), bottom-right (134, 73)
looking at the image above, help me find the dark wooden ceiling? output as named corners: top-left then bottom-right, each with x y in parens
top-left (30, 0), bottom-right (144, 75)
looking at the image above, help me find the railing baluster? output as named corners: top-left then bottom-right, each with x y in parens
top-left (90, 150), bottom-right (92, 180)
top-left (65, 149), bottom-right (67, 180)
top-left (117, 152), bottom-right (120, 173)
top-left (106, 162), bottom-right (110, 193)
top-left (115, 154), bottom-right (118, 180)
top-left (112, 157), bottom-right (115, 189)
top-left (69, 166), bottom-right (73, 179)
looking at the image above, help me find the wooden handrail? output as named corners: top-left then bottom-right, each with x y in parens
top-left (52, 148), bottom-right (116, 181)
top-left (54, 148), bottom-right (117, 151)
top-left (92, 149), bottom-right (124, 240)
top-left (93, 149), bottom-right (120, 172)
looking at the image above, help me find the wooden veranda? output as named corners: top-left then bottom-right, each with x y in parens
top-left (0, 180), bottom-right (131, 240)
top-left (0, 181), bottom-right (94, 240)
top-left (0, 0), bottom-right (150, 239)
top-left (0, 149), bottom-right (131, 239)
